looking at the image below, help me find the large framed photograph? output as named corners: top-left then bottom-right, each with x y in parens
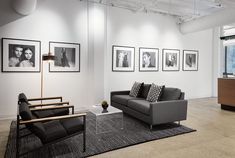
top-left (1, 38), bottom-right (41, 72)
top-left (183, 50), bottom-right (199, 71)
top-left (112, 45), bottom-right (135, 72)
top-left (162, 49), bottom-right (180, 71)
top-left (139, 47), bottom-right (159, 72)
top-left (49, 41), bottom-right (80, 72)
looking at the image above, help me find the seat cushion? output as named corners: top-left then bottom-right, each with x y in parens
top-left (33, 108), bottom-right (69, 118)
top-left (139, 84), bottom-right (151, 99)
top-left (128, 100), bottom-right (150, 115)
top-left (53, 108), bottom-right (69, 116)
top-left (33, 110), bottom-right (55, 118)
top-left (41, 120), bottom-right (67, 144)
top-left (159, 87), bottom-right (181, 101)
top-left (60, 118), bottom-right (84, 135)
top-left (112, 95), bottom-right (142, 105)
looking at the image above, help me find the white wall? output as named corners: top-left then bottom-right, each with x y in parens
top-left (104, 7), bottom-right (213, 102)
top-left (0, 2), bottom-right (214, 118)
top-left (0, 0), bottom-right (89, 118)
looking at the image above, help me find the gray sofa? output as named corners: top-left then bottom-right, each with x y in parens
top-left (111, 84), bottom-right (188, 129)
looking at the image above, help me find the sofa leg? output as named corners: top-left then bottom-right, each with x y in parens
top-left (178, 121), bottom-right (180, 125)
top-left (150, 125), bottom-right (153, 130)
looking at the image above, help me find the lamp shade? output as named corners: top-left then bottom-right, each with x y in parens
top-left (42, 52), bottom-right (55, 61)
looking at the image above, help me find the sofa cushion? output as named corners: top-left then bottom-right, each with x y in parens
top-left (129, 82), bottom-right (142, 97)
top-left (112, 95), bottom-right (142, 105)
top-left (146, 83), bottom-right (164, 102)
top-left (139, 84), bottom-right (151, 99)
top-left (128, 100), bottom-right (150, 115)
top-left (159, 87), bottom-right (181, 101)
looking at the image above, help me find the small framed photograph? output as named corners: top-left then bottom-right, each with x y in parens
top-left (162, 49), bottom-right (180, 71)
top-left (139, 47), bottom-right (159, 72)
top-left (1, 38), bottom-right (41, 72)
top-left (183, 50), bottom-right (198, 71)
top-left (112, 45), bottom-right (135, 72)
top-left (49, 41), bottom-right (80, 72)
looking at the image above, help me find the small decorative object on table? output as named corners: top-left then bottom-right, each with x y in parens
top-left (101, 100), bottom-right (109, 113)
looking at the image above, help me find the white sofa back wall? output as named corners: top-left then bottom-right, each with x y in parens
top-left (0, 1), bottom-right (213, 118)
top-left (104, 7), bottom-right (213, 102)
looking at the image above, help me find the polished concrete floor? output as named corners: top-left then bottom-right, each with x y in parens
top-left (1, 98), bottom-right (235, 158)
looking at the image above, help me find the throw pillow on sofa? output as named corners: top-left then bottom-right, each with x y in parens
top-left (129, 82), bottom-right (143, 97)
top-left (146, 83), bottom-right (164, 102)
top-left (139, 84), bottom-right (151, 99)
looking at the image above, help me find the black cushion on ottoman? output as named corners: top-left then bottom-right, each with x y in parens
top-left (60, 118), bottom-right (84, 135)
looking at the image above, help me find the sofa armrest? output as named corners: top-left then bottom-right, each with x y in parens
top-left (110, 90), bottom-right (130, 101)
top-left (150, 100), bottom-right (188, 124)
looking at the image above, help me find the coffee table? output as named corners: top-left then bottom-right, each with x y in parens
top-left (90, 105), bottom-right (123, 134)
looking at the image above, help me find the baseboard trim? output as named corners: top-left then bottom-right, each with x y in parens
top-left (221, 104), bottom-right (235, 111)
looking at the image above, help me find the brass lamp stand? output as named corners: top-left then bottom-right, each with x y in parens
top-left (41, 52), bottom-right (55, 98)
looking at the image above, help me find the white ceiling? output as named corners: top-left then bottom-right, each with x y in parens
top-left (87, 0), bottom-right (235, 23)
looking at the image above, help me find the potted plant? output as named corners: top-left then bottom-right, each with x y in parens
top-left (101, 100), bottom-right (109, 110)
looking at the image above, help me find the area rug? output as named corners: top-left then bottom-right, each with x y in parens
top-left (5, 113), bottom-right (196, 158)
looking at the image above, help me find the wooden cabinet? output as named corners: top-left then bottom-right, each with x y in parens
top-left (218, 78), bottom-right (235, 110)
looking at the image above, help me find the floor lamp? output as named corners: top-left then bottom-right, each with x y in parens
top-left (41, 52), bottom-right (55, 99)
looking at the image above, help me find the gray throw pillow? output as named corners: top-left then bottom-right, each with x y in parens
top-left (146, 83), bottom-right (164, 102)
top-left (129, 82), bottom-right (142, 97)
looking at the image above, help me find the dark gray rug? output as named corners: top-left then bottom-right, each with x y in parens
top-left (5, 113), bottom-right (196, 158)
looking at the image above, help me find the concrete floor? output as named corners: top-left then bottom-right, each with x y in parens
top-left (1, 98), bottom-right (235, 158)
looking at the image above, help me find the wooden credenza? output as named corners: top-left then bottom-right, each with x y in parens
top-left (218, 78), bottom-right (235, 110)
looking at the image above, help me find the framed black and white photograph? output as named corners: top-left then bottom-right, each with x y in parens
top-left (162, 49), bottom-right (180, 71)
top-left (112, 45), bottom-right (135, 72)
top-left (139, 47), bottom-right (159, 72)
top-left (49, 41), bottom-right (80, 72)
top-left (1, 38), bottom-right (41, 72)
top-left (183, 50), bottom-right (198, 71)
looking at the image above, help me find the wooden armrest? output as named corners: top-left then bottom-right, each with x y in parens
top-left (28, 96), bottom-right (62, 101)
top-left (30, 105), bottom-right (74, 111)
top-left (20, 113), bottom-right (86, 125)
top-left (28, 101), bottom-right (69, 108)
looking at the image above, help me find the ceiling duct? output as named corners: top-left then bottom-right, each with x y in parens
top-left (12, 0), bottom-right (37, 15)
top-left (179, 8), bottom-right (235, 34)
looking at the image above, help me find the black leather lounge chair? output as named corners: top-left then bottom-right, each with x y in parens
top-left (16, 101), bottom-right (86, 158)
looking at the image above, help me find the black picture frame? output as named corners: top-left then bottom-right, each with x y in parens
top-left (182, 50), bottom-right (199, 71)
top-left (1, 38), bottom-right (41, 73)
top-left (112, 45), bottom-right (135, 72)
top-left (162, 49), bottom-right (180, 71)
top-left (49, 41), bottom-right (80, 72)
top-left (139, 47), bottom-right (159, 72)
